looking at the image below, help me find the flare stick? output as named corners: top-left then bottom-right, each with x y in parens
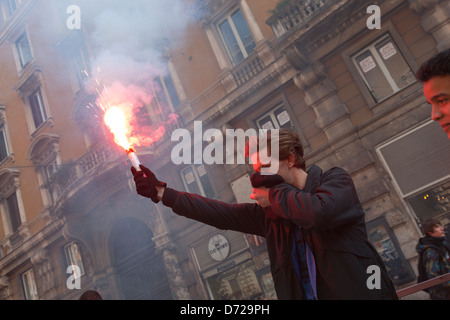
top-left (126, 147), bottom-right (141, 171)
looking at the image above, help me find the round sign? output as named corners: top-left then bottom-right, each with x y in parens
top-left (208, 234), bottom-right (230, 262)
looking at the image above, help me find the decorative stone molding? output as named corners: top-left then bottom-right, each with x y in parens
top-left (283, 45), bottom-right (310, 71)
top-left (0, 169), bottom-right (19, 200)
top-left (409, 0), bottom-right (439, 13)
top-left (409, 0), bottom-right (450, 51)
top-left (293, 62), bottom-right (326, 90)
top-left (31, 248), bottom-right (55, 299)
top-left (192, 0), bottom-right (239, 25)
top-left (293, 62), bottom-right (351, 138)
top-left (0, 276), bottom-right (11, 299)
top-left (25, 133), bottom-right (60, 165)
top-left (151, 227), bottom-right (191, 299)
top-left (13, 67), bottom-right (43, 100)
top-left (162, 248), bottom-right (191, 300)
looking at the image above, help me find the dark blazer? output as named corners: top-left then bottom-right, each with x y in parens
top-left (162, 165), bottom-right (398, 300)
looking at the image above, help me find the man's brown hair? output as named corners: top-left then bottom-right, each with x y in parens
top-left (246, 128), bottom-right (306, 170)
top-left (421, 218), bottom-right (442, 236)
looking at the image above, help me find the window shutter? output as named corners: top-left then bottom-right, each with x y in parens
top-left (378, 121), bottom-right (450, 197)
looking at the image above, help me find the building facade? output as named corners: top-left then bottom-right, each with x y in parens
top-left (0, 0), bottom-right (449, 300)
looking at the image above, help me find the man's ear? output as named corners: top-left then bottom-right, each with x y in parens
top-left (287, 153), bottom-right (295, 168)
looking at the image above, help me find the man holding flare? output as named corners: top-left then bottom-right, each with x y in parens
top-left (131, 128), bottom-right (398, 300)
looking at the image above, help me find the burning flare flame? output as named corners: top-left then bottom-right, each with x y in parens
top-left (103, 106), bottom-right (132, 150)
top-left (103, 106), bottom-right (142, 170)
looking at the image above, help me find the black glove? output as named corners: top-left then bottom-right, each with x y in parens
top-left (130, 165), bottom-right (167, 203)
top-left (250, 172), bottom-right (285, 188)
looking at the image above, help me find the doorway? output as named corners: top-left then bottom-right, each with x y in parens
top-left (109, 218), bottom-right (172, 300)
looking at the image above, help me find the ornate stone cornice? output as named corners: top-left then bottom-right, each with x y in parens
top-left (25, 133), bottom-right (60, 165)
top-left (0, 169), bottom-right (19, 199)
top-left (409, 0), bottom-right (440, 13)
top-left (13, 65), bottom-right (43, 100)
top-left (192, 0), bottom-right (239, 25)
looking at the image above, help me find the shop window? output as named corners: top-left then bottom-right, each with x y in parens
top-left (181, 164), bottom-right (214, 198)
top-left (208, 260), bottom-right (263, 300)
top-left (218, 8), bottom-right (256, 65)
top-left (408, 182), bottom-right (450, 235)
top-left (367, 217), bottom-right (415, 286)
top-left (352, 33), bottom-right (415, 103)
top-left (21, 268), bottom-right (38, 300)
top-left (377, 120), bottom-right (450, 228)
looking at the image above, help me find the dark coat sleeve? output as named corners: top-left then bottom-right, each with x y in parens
top-left (268, 167), bottom-right (363, 230)
top-left (161, 187), bottom-right (267, 236)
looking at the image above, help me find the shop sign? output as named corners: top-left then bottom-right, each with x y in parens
top-left (203, 251), bottom-right (253, 278)
top-left (208, 234), bottom-right (230, 262)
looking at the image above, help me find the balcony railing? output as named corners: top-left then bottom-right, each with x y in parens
top-left (232, 53), bottom-right (265, 87)
top-left (266, 0), bottom-right (336, 38)
top-left (48, 144), bottom-right (120, 204)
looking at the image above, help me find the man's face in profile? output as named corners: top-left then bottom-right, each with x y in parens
top-left (423, 75), bottom-right (450, 139)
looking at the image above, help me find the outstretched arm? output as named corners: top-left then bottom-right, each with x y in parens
top-left (162, 187), bottom-right (266, 236)
top-left (132, 165), bottom-right (266, 236)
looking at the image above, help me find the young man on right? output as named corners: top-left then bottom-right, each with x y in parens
top-left (416, 219), bottom-right (450, 300)
top-left (416, 48), bottom-right (450, 140)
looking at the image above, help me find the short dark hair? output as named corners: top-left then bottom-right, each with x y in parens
top-left (415, 48), bottom-right (450, 82)
top-left (79, 290), bottom-right (103, 300)
top-left (421, 218), bottom-right (442, 236)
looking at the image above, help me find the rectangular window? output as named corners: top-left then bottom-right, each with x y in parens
top-left (163, 74), bottom-right (180, 110)
top-left (6, 0), bottom-right (18, 16)
top-left (64, 242), bottom-right (85, 278)
top-left (6, 192), bottom-right (21, 233)
top-left (218, 9), bottom-right (255, 65)
top-left (44, 160), bottom-right (59, 185)
top-left (0, 124), bottom-right (9, 162)
top-left (182, 164), bottom-right (214, 198)
top-left (377, 121), bottom-right (450, 198)
top-left (29, 88), bottom-right (47, 129)
top-left (255, 104), bottom-right (294, 131)
top-left (150, 74), bottom-right (181, 114)
top-left (16, 32), bottom-right (33, 68)
top-left (352, 34), bottom-right (415, 103)
top-left (22, 269), bottom-right (39, 300)
top-left (72, 45), bottom-right (90, 88)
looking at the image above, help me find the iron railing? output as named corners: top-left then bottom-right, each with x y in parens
top-left (266, 0), bottom-right (336, 38)
top-left (396, 273), bottom-right (450, 299)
